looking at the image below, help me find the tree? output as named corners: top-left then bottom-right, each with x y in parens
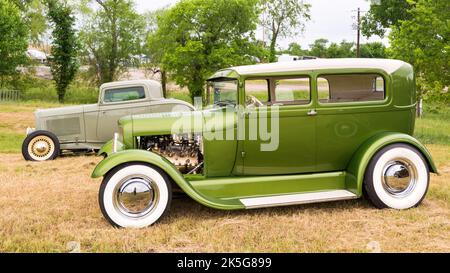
top-left (359, 42), bottom-right (387, 58)
top-left (308, 39), bottom-right (329, 58)
top-left (283, 42), bottom-right (307, 56)
top-left (144, 9), bottom-right (169, 97)
top-left (261, 0), bottom-right (310, 62)
top-left (327, 40), bottom-right (354, 58)
top-left (80, 0), bottom-right (145, 85)
top-left (389, 0), bottom-right (449, 102)
top-left (156, 0), bottom-right (261, 101)
top-left (46, 0), bottom-right (79, 103)
top-left (11, 0), bottom-right (48, 46)
top-left (361, 0), bottom-right (413, 38)
top-left (0, 0), bottom-right (28, 84)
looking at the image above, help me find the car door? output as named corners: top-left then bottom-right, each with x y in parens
top-left (240, 76), bottom-right (316, 176)
top-left (314, 73), bottom-right (396, 172)
top-left (97, 85), bottom-right (147, 142)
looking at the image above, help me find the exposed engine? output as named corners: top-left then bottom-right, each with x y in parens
top-left (139, 134), bottom-right (204, 175)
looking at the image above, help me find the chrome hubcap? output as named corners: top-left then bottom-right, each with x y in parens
top-left (382, 159), bottom-right (417, 198)
top-left (114, 176), bottom-right (158, 218)
top-left (28, 136), bottom-right (54, 160)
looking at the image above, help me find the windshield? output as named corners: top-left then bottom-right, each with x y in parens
top-left (207, 79), bottom-right (238, 107)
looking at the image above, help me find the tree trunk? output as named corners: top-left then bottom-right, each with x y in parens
top-left (269, 37), bottom-right (277, 63)
top-left (161, 70), bottom-right (167, 98)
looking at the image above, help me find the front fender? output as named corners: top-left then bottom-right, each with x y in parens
top-left (97, 139), bottom-right (124, 157)
top-left (91, 150), bottom-right (243, 210)
top-left (346, 132), bottom-right (438, 196)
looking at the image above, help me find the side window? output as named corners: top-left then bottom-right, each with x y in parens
top-left (103, 86), bottom-right (146, 103)
top-left (318, 74), bottom-right (385, 104)
top-left (274, 77), bottom-right (310, 105)
top-left (245, 79), bottom-right (270, 105)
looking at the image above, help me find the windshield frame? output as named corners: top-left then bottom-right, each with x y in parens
top-left (206, 78), bottom-right (239, 108)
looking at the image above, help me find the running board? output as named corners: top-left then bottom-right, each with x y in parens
top-left (240, 190), bottom-right (358, 209)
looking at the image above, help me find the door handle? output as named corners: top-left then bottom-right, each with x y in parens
top-left (307, 109), bottom-right (318, 116)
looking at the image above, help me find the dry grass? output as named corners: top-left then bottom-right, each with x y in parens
top-left (0, 103), bottom-right (449, 253)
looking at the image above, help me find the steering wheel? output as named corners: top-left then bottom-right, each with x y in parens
top-left (246, 95), bottom-right (264, 107)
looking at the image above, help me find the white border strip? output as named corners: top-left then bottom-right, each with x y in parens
top-left (240, 190), bottom-right (357, 209)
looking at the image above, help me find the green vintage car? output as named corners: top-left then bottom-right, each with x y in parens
top-left (92, 59), bottom-right (438, 228)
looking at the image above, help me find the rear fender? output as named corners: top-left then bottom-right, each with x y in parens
top-left (346, 132), bottom-right (438, 196)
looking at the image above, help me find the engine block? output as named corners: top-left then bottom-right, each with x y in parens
top-left (139, 134), bottom-right (203, 174)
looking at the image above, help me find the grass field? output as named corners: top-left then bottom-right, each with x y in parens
top-left (0, 101), bottom-right (448, 253)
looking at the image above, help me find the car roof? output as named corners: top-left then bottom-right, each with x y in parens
top-left (100, 80), bottom-right (163, 99)
top-left (209, 58), bottom-right (408, 80)
top-left (100, 80), bottom-right (161, 89)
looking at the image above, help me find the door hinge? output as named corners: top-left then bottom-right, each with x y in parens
top-left (241, 151), bottom-right (246, 158)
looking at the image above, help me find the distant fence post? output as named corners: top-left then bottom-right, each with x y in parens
top-left (0, 89), bottom-right (21, 101)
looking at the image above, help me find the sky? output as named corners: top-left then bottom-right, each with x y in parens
top-left (135, 0), bottom-right (387, 50)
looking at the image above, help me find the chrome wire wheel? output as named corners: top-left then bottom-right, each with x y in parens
top-left (27, 135), bottom-right (55, 161)
top-left (113, 175), bottom-right (160, 218)
top-left (382, 159), bottom-right (418, 198)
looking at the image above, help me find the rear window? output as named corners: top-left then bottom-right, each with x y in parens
top-left (318, 74), bottom-right (385, 104)
top-left (104, 86), bottom-right (146, 103)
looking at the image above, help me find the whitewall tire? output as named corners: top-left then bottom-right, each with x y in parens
top-left (364, 144), bottom-right (430, 210)
top-left (22, 130), bottom-right (60, 161)
top-left (99, 164), bottom-right (172, 228)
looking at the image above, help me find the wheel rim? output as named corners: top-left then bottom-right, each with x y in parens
top-left (382, 159), bottom-right (418, 198)
top-left (113, 175), bottom-right (159, 218)
top-left (27, 135), bottom-right (55, 161)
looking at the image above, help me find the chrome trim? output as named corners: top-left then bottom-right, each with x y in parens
top-left (382, 159), bottom-right (418, 198)
top-left (113, 175), bottom-right (159, 218)
top-left (113, 133), bottom-right (118, 153)
top-left (26, 127), bottom-right (36, 135)
top-left (240, 190), bottom-right (357, 209)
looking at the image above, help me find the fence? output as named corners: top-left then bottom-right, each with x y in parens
top-left (0, 90), bottom-right (20, 101)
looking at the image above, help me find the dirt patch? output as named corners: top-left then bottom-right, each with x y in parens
top-left (0, 112), bottom-right (34, 134)
top-left (0, 153), bottom-right (448, 253)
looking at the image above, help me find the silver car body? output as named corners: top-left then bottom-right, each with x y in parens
top-left (30, 80), bottom-right (194, 151)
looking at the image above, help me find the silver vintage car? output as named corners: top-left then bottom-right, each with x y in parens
top-left (22, 80), bottom-right (194, 161)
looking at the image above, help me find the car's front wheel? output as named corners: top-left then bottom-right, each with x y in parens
top-left (99, 164), bottom-right (172, 228)
top-left (364, 144), bottom-right (430, 210)
top-left (22, 130), bottom-right (60, 161)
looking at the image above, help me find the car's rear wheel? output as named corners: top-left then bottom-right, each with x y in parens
top-left (364, 144), bottom-right (430, 210)
top-left (99, 164), bottom-right (172, 228)
top-left (22, 130), bottom-right (60, 161)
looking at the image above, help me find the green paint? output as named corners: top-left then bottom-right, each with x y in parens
top-left (92, 60), bottom-right (437, 210)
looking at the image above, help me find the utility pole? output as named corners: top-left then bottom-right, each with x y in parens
top-left (356, 7), bottom-right (361, 58)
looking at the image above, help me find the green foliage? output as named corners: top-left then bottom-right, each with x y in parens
top-left (10, 0), bottom-right (47, 45)
top-left (359, 42), bottom-right (387, 58)
top-left (326, 41), bottom-right (355, 58)
top-left (156, 0), bottom-right (262, 101)
top-left (79, 0), bottom-right (145, 85)
top-left (297, 39), bottom-right (387, 59)
top-left (388, 0), bottom-right (449, 102)
top-left (0, 0), bottom-right (28, 80)
top-left (361, 0), bottom-right (413, 38)
top-left (261, 0), bottom-right (311, 62)
top-left (46, 0), bottom-right (80, 103)
top-left (308, 39), bottom-right (329, 58)
top-left (415, 103), bottom-right (450, 146)
top-left (283, 42), bottom-right (307, 56)
top-left (144, 9), bottom-right (169, 96)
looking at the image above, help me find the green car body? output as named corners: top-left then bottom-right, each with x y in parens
top-left (92, 59), bottom-right (437, 213)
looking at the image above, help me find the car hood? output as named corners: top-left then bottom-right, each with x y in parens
top-left (125, 107), bottom-right (237, 136)
top-left (35, 104), bottom-right (97, 118)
